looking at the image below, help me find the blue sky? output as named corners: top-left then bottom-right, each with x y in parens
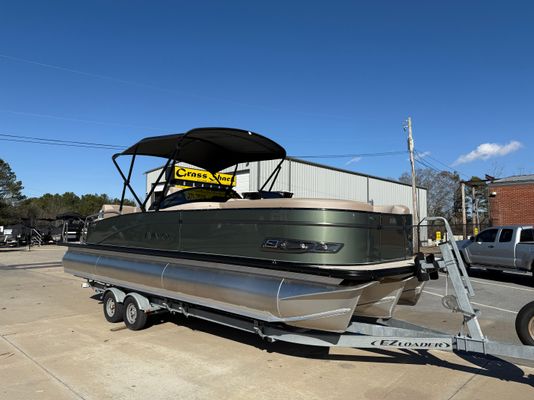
top-left (1, 1), bottom-right (532, 198)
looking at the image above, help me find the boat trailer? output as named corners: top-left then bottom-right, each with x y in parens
top-left (86, 217), bottom-right (534, 362)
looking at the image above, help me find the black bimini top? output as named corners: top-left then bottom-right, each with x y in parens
top-left (120, 127), bottom-right (286, 173)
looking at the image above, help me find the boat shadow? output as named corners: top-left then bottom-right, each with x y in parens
top-left (154, 313), bottom-right (534, 387)
top-left (0, 261), bottom-right (63, 269)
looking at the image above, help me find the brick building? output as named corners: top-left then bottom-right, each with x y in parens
top-left (489, 174), bottom-right (534, 226)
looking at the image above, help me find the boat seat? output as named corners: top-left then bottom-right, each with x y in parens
top-left (230, 199), bottom-right (409, 214)
top-left (372, 204), bottom-right (410, 214)
top-left (220, 198), bottom-right (376, 212)
top-left (99, 204), bottom-right (141, 219)
top-left (161, 198), bottom-right (409, 214)
top-left (162, 202), bottom-right (223, 211)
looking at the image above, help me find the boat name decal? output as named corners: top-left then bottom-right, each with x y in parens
top-left (144, 231), bottom-right (174, 241)
top-left (262, 238), bottom-right (343, 253)
top-left (174, 167), bottom-right (236, 187)
top-left (370, 338), bottom-right (452, 349)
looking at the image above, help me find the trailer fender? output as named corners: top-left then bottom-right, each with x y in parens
top-left (124, 292), bottom-right (160, 313)
top-left (104, 288), bottom-right (126, 304)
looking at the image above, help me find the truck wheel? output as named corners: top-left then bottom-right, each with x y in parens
top-left (123, 296), bottom-right (148, 331)
top-left (515, 301), bottom-right (534, 346)
top-left (103, 291), bottom-right (124, 323)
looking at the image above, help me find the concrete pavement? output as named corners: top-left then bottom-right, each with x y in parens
top-left (1, 246), bottom-right (534, 399)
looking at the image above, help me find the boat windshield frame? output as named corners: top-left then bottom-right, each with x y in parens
top-left (112, 127), bottom-right (287, 212)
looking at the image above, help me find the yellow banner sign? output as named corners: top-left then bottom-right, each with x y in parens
top-left (174, 166), bottom-right (235, 187)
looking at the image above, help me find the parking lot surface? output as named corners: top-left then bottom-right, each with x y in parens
top-left (1, 246), bottom-right (534, 399)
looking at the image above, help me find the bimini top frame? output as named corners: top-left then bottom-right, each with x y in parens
top-left (112, 127), bottom-right (287, 212)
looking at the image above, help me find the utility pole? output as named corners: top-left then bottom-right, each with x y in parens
top-left (471, 185), bottom-right (478, 236)
top-left (461, 182), bottom-right (467, 239)
top-left (406, 117), bottom-right (419, 252)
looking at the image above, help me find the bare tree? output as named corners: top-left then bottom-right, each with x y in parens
top-left (399, 168), bottom-right (461, 221)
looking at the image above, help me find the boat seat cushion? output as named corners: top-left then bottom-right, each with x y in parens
top-left (161, 198), bottom-right (409, 214)
top-left (100, 204), bottom-right (141, 218)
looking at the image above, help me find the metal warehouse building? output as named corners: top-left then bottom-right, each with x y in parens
top-left (145, 157), bottom-right (428, 221)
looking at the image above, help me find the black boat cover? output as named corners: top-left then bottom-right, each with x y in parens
top-left (121, 127), bottom-right (286, 173)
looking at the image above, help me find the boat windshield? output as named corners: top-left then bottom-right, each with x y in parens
top-left (152, 187), bottom-right (242, 210)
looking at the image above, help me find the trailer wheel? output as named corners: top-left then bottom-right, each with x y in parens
top-left (123, 297), bottom-right (148, 331)
top-left (515, 301), bottom-right (534, 346)
top-left (103, 291), bottom-right (124, 323)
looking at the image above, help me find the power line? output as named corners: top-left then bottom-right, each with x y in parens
top-left (0, 53), bottom-right (349, 120)
top-left (416, 158), bottom-right (442, 173)
top-left (414, 152), bottom-right (443, 172)
top-left (415, 150), bottom-right (469, 179)
top-left (0, 109), bottom-right (168, 131)
top-left (1, 131), bottom-right (409, 159)
top-left (293, 150), bottom-right (408, 159)
top-left (414, 157), bottom-right (441, 173)
top-left (0, 53), bottom-right (182, 94)
top-left (420, 152), bottom-right (454, 171)
top-left (0, 137), bottom-right (124, 150)
top-left (0, 132), bottom-right (126, 150)
top-left (0, 132), bottom-right (125, 148)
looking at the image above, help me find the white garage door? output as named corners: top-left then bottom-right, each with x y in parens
top-left (235, 171), bottom-right (250, 195)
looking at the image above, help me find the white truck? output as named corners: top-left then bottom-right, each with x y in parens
top-left (458, 225), bottom-right (534, 279)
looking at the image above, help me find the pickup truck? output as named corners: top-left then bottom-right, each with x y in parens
top-left (458, 225), bottom-right (534, 276)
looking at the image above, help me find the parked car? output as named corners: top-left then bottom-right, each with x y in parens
top-left (0, 233), bottom-right (24, 247)
top-left (457, 225), bottom-right (534, 279)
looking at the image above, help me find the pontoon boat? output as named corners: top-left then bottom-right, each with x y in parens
top-left (63, 127), bottom-right (424, 332)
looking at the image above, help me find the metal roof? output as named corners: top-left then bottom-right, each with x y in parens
top-left (489, 174), bottom-right (534, 186)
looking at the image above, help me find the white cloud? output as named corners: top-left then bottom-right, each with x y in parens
top-left (345, 156), bottom-right (362, 165)
top-left (453, 140), bottom-right (523, 165)
top-left (414, 151), bottom-right (431, 160)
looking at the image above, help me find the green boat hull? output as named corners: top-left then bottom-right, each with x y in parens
top-left (85, 208), bottom-right (413, 268)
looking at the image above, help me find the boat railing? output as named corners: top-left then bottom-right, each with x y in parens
top-left (30, 228), bottom-right (42, 247)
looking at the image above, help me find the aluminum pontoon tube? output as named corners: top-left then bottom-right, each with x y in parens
top-left (63, 247), bottom-right (381, 332)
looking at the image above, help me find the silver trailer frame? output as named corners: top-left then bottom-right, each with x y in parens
top-left (86, 217), bottom-right (534, 362)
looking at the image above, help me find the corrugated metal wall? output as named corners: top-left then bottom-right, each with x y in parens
top-left (417, 187), bottom-right (428, 221)
top-left (288, 161), bottom-right (368, 201)
top-left (248, 159), bottom-right (426, 217)
top-left (368, 177), bottom-right (411, 208)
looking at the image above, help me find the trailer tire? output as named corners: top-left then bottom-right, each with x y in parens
top-left (103, 291), bottom-right (124, 323)
top-left (515, 301), bottom-right (534, 346)
top-left (123, 296), bottom-right (148, 331)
